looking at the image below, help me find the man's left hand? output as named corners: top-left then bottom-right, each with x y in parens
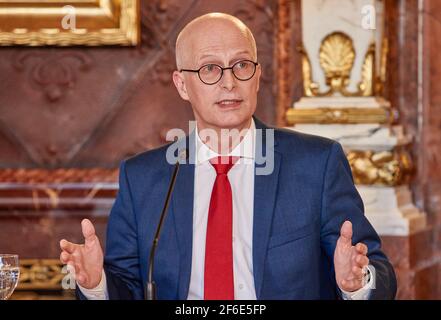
top-left (334, 220), bottom-right (369, 292)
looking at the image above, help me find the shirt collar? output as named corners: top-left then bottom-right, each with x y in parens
top-left (195, 118), bottom-right (255, 165)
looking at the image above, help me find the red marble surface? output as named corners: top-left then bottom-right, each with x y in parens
top-left (381, 0), bottom-right (441, 299)
top-left (0, 213), bottom-right (108, 259)
top-left (0, 168), bottom-right (116, 259)
top-left (382, 225), bottom-right (441, 299)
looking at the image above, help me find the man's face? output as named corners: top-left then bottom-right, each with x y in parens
top-left (173, 21), bottom-right (261, 132)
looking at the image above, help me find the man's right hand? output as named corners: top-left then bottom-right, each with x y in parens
top-left (59, 219), bottom-right (104, 289)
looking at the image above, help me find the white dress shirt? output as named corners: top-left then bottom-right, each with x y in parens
top-left (187, 119), bottom-right (256, 299)
top-left (79, 119), bottom-right (373, 300)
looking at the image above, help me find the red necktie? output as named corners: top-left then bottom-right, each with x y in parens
top-left (204, 156), bottom-right (238, 300)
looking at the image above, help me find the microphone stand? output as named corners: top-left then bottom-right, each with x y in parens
top-left (145, 150), bottom-right (185, 300)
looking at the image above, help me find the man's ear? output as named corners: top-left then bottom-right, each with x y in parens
top-left (173, 71), bottom-right (190, 101)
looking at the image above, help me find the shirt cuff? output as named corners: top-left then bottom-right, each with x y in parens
top-left (340, 264), bottom-right (375, 300)
top-left (77, 270), bottom-right (109, 300)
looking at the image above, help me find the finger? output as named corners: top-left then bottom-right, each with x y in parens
top-left (352, 265), bottom-right (364, 279)
top-left (72, 260), bottom-right (84, 279)
top-left (343, 264), bottom-right (363, 281)
top-left (341, 279), bottom-right (362, 292)
top-left (351, 246), bottom-right (358, 262)
top-left (60, 239), bottom-right (77, 254)
top-left (75, 261), bottom-right (90, 287)
top-left (76, 272), bottom-right (87, 285)
top-left (60, 251), bottom-right (71, 264)
top-left (68, 261), bottom-right (84, 285)
top-left (81, 219), bottom-right (97, 245)
top-left (338, 221), bottom-right (353, 246)
top-left (355, 243), bottom-right (368, 255)
top-left (355, 255), bottom-right (369, 267)
top-left (66, 262), bottom-right (75, 274)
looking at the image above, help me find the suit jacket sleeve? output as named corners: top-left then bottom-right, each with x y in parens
top-left (91, 160), bottom-right (145, 300)
top-left (319, 141), bottom-right (397, 300)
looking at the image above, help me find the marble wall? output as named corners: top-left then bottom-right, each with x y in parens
top-left (380, 0), bottom-right (441, 299)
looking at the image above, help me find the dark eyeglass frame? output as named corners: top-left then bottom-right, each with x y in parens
top-left (179, 60), bottom-right (259, 85)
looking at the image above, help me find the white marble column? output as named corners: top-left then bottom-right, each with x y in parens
top-left (287, 0), bottom-right (426, 236)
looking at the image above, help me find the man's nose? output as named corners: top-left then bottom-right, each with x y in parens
top-left (219, 69), bottom-right (236, 91)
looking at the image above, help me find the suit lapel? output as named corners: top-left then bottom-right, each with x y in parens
top-left (171, 133), bottom-right (195, 300)
top-left (252, 118), bottom-right (281, 299)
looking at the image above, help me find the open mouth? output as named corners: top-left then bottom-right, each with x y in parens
top-left (216, 99), bottom-right (243, 108)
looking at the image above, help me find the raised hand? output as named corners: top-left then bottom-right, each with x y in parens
top-left (59, 219), bottom-right (104, 289)
top-left (334, 221), bottom-right (370, 292)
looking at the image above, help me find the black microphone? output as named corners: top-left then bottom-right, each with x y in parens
top-left (145, 148), bottom-right (188, 300)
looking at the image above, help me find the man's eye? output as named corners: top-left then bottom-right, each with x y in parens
top-left (237, 61), bottom-right (248, 69)
top-left (202, 64), bottom-right (216, 73)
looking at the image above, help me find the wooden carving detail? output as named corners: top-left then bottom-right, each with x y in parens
top-left (12, 51), bottom-right (93, 102)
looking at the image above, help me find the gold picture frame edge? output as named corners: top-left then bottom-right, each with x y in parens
top-left (0, 0), bottom-right (140, 46)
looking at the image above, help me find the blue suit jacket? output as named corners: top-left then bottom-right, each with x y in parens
top-left (79, 117), bottom-right (396, 300)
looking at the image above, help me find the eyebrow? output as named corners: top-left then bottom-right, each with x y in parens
top-left (197, 51), bottom-right (254, 65)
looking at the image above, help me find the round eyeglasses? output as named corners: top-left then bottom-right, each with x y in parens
top-left (180, 60), bottom-right (258, 85)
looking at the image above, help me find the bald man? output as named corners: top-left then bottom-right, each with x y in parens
top-left (60, 13), bottom-right (397, 300)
